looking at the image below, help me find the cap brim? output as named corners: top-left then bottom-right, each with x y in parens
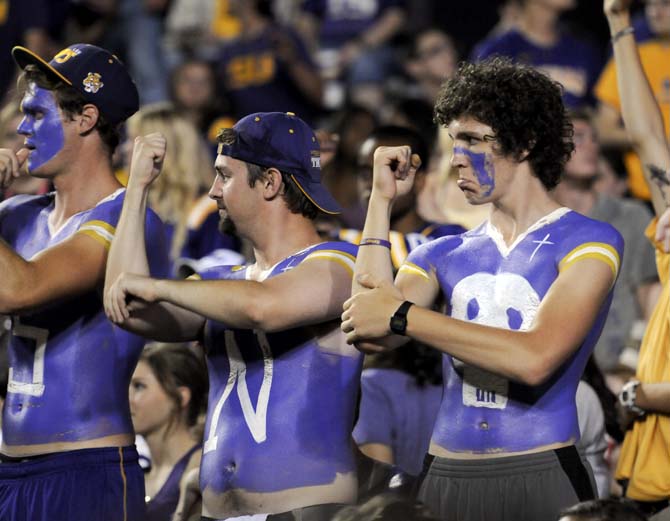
top-left (12, 46), bottom-right (72, 86)
top-left (290, 174), bottom-right (341, 215)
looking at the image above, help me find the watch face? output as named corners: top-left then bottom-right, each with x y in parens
top-left (391, 316), bottom-right (407, 334)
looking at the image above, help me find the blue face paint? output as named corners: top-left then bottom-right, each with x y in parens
top-left (17, 84), bottom-right (65, 173)
top-left (453, 146), bottom-right (495, 197)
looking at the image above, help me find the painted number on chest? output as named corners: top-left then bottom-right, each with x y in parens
top-left (7, 318), bottom-right (49, 397)
top-left (204, 330), bottom-right (273, 453)
top-left (460, 365), bottom-right (509, 410)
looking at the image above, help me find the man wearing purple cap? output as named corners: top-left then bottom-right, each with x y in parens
top-left (104, 112), bottom-right (361, 520)
top-left (0, 44), bottom-right (169, 520)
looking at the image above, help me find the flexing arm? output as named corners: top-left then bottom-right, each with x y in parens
top-left (352, 146), bottom-right (421, 296)
top-left (108, 249), bottom-right (353, 333)
top-left (104, 134), bottom-right (204, 341)
top-left (605, 0), bottom-right (670, 216)
top-left (343, 256), bottom-right (616, 387)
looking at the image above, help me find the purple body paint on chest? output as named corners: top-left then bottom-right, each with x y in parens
top-left (454, 146), bottom-right (495, 196)
top-left (17, 84), bottom-right (65, 172)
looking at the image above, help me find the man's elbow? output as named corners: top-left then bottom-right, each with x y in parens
top-left (514, 354), bottom-right (557, 387)
top-left (0, 282), bottom-right (37, 314)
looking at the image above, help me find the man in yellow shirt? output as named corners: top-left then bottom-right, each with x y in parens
top-left (605, 0), bottom-right (670, 516)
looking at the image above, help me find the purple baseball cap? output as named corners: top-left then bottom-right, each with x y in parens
top-left (218, 112), bottom-right (341, 215)
top-left (12, 43), bottom-right (139, 126)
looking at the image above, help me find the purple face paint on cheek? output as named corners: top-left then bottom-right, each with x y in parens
top-left (453, 146), bottom-right (495, 196)
top-left (17, 85), bottom-right (65, 172)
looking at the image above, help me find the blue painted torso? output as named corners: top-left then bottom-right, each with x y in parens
top-left (198, 241), bottom-right (362, 497)
top-left (403, 208), bottom-right (623, 454)
top-left (0, 190), bottom-right (169, 446)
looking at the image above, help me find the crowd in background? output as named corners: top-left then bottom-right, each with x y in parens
top-left (0, 0), bottom-right (669, 519)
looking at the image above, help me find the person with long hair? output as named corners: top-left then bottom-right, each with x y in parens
top-left (125, 103), bottom-right (213, 264)
top-left (130, 343), bottom-right (208, 521)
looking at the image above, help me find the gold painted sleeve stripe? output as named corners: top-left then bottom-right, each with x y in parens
top-left (398, 262), bottom-right (430, 280)
top-left (77, 230), bottom-right (111, 250)
top-left (559, 243), bottom-right (620, 278)
top-left (389, 232), bottom-right (407, 269)
top-left (304, 250), bottom-right (355, 274)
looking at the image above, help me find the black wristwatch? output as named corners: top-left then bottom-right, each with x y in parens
top-left (390, 301), bottom-right (414, 335)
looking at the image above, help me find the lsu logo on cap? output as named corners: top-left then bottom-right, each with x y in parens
top-left (54, 47), bottom-right (81, 64)
top-left (83, 73), bottom-right (104, 93)
top-left (310, 150), bottom-right (320, 169)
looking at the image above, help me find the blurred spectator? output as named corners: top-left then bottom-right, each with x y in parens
top-left (558, 498), bottom-right (648, 521)
top-left (404, 28), bottom-right (458, 105)
top-left (594, 0), bottom-right (670, 201)
top-left (576, 379), bottom-right (610, 498)
top-left (163, 0), bottom-right (237, 68)
top-left (320, 104), bottom-right (377, 229)
top-left (472, 0), bottom-right (603, 109)
top-left (594, 151), bottom-right (631, 199)
top-left (168, 57), bottom-right (233, 153)
top-left (130, 343), bottom-right (208, 521)
top-left (298, 0), bottom-right (405, 110)
top-left (102, 0), bottom-right (170, 105)
top-left (553, 109), bottom-right (659, 372)
top-left (216, 0), bottom-right (323, 124)
top-left (125, 104), bottom-right (214, 265)
top-left (0, 0), bottom-right (54, 103)
top-left (353, 344), bottom-right (442, 476)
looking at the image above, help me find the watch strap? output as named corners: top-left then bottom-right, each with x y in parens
top-left (389, 300), bottom-right (413, 335)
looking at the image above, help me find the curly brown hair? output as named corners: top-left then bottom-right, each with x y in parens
top-left (434, 57), bottom-right (574, 190)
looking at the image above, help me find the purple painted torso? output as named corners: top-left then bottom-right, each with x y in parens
top-left (198, 241), bottom-right (361, 498)
top-left (403, 208), bottom-right (623, 454)
top-left (0, 190), bottom-right (169, 446)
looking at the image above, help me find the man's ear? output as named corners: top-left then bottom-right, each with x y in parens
top-left (519, 139), bottom-right (537, 161)
top-left (263, 167), bottom-right (284, 200)
top-left (78, 104), bottom-right (100, 134)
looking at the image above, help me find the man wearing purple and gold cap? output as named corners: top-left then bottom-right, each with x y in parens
top-left (104, 112), bottom-right (362, 520)
top-left (0, 44), bottom-right (169, 520)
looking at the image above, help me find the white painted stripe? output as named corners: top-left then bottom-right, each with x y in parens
top-left (79, 224), bottom-right (115, 243)
top-left (565, 245), bottom-right (619, 274)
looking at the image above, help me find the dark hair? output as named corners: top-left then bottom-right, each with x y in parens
top-left (140, 343), bottom-right (208, 431)
top-left (364, 125), bottom-right (431, 171)
top-left (434, 57), bottom-right (574, 190)
top-left (558, 499), bottom-right (648, 521)
top-left (217, 128), bottom-right (319, 219)
top-left (21, 66), bottom-right (120, 154)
